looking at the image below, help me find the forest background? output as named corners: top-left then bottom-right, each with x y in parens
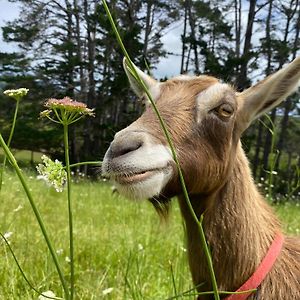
top-left (0, 0), bottom-right (299, 199)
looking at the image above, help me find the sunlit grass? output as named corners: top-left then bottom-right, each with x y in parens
top-left (0, 149), bottom-right (44, 168)
top-left (0, 170), bottom-right (192, 300)
top-left (0, 170), bottom-right (299, 299)
top-left (275, 202), bottom-right (300, 235)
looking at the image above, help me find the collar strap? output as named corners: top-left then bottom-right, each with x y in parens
top-left (224, 232), bottom-right (284, 300)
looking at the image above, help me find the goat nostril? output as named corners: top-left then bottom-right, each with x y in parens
top-left (119, 142), bottom-right (142, 156)
top-left (110, 139), bottom-right (143, 159)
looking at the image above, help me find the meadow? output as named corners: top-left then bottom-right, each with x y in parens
top-left (0, 166), bottom-right (299, 300)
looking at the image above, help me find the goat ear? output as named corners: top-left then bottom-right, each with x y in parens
top-left (237, 57), bottom-right (300, 131)
top-left (123, 57), bottom-right (157, 97)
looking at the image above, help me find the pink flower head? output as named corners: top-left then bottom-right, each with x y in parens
top-left (40, 96), bottom-right (95, 125)
top-left (45, 97), bottom-right (94, 116)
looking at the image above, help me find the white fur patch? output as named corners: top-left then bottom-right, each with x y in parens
top-left (196, 83), bottom-right (231, 122)
top-left (114, 167), bottom-right (173, 200)
top-left (172, 75), bottom-right (196, 81)
top-left (143, 83), bottom-right (161, 104)
top-left (102, 144), bottom-right (174, 200)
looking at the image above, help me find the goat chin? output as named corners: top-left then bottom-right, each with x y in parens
top-left (112, 167), bottom-right (173, 200)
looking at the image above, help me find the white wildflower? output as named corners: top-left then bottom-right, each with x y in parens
top-left (13, 205), bottom-right (23, 212)
top-left (4, 88), bottom-right (29, 101)
top-left (271, 171), bottom-right (278, 175)
top-left (56, 248), bottom-right (63, 255)
top-left (102, 287), bottom-right (114, 296)
top-left (4, 231), bottom-right (13, 240)
top-left (180, 246), bottom-right (187, 252)
top-left (38, 290), bottom-right (56, 300)
top-left (138, 243), bottom-right (144, 251)
top-left (36, 155), bottom-right (67, 192)
top-left (65, 256), bottom-right (71, 263)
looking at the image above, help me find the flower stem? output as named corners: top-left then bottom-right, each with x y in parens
top-left (0, 99), bottom-right (20, 191)
top-left (0, 133), bottom-right (70, 299)
top-left (68, 161), bottom-right (102, 169)
top-left (63, 124), bottom-right (74, 300)
top-left (102, 1), bottom-right (220, 299)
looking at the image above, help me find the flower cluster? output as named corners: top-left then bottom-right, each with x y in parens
top-left (2, 231), bottom-right (13, 245)
top-left (40, 97), bottom-right (94, 125)
top-left (102, 287), bottom-right (114, 296)
top-left (3, 88), bottom-right (29, 101)
top-left (38, 290), bottom-right (56, 300)
top-left (36, 155), bottom-right (67, 192)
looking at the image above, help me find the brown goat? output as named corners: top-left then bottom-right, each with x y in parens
top-left (102, 57), bottom-right (300, 299)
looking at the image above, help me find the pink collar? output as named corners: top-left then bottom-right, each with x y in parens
top-left (224, 232), bottom-right (284, 300)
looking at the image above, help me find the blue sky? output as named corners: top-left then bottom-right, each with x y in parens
top-left (0, 0), bottom-right (20, 53)
top-left (0, 0), bottom-right (182, 78)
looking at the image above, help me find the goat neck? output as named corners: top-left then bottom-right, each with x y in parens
top-left (178, 143), bottom-right (281, 297)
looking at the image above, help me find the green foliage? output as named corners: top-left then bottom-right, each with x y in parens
top-left (243, 115), bottom-right (300, 198)
top-left (1, 0), bottom-right (299, 193)
top-left (0, 170), bottom-right (192, 299)
top-left (36, 155), bottom-right (67, 192)
top-left (2, 24), bottom-right (39, 45)
top-left (0, 170), bottom-right (299, 299)
top-left (0, 0), bottom-right (181, 165)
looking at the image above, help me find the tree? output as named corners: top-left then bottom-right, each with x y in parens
top-left (1, 0), bottom-right (179, 168)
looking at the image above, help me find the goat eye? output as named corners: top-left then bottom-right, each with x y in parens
top-left (215, 103), bottom-right (233, 118)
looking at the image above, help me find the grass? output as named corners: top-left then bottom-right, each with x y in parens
top-left (0, 169), bottom-right (299, 299)
top-left (0, 169), bottom-right (191, 300)
top-left (0, 149), bottom-right (44, 169)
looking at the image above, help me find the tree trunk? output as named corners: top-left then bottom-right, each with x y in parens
top-left (82, 0), bottom-right (97, 165)
top-left (234, 0), bottom-right (242, 84)
top-left (143, 1), bottom-right (153, 66)
top-left (259, 0), bottom-right (274, 176)
top-left (261, 0), bottom-right (296, 178)
top-left (274, 98), bottom-right (292, 171)
top-left (253, 122), bottom-right (263, 179)
top-left (275, 1), bottom-right (300, 170)
top-left (180, 0), bottom-right (188, 74)
top-left (236, 0), bottom-right (256, 90)
top-left (186, 0), bottom-right (200, 74)
top-left (265, 0), bottom-right (273, 75)
top-left (260, 108), bottom-right (277, 179)
top-left (234, 0), bottom-right (241, 59)
top-left (65, 0), bottom-right (75, 96)
top-left (185, 44), bottom-right (192, 72)
top-left (73, 0), bottom-right (87, 101)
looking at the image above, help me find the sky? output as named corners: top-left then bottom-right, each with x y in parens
top-left (0, 0), bottom-right (20, 53)
top-left (0, 0), bottom-right (182, 79)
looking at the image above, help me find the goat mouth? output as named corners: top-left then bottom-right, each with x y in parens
top-left (114, 169), bottom-right (161, 185)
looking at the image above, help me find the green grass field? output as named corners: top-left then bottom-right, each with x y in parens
top-left (0, 170), bottom-right (299, 300)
